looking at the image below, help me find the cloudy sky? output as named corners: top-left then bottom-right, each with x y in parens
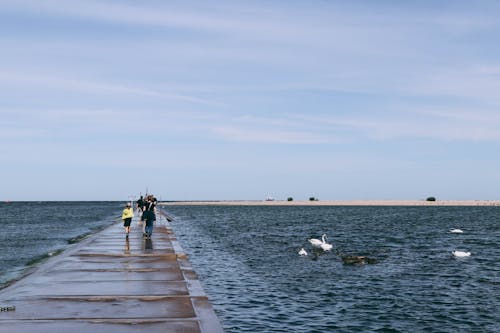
top-left (1, 0), bottom-right (499, 201)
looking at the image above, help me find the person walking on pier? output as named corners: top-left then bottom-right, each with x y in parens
top-left (136, 195), bottom-right (144, 214)
top-left (143, 195), bottom-right (156, 238)
top-left (137, 195), bottom-right (146, 226)
top-left (122, 202), bottom-right (134, 239)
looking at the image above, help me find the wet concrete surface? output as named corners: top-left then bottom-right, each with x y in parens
top-left (0, 216), bottom-right (224, 332)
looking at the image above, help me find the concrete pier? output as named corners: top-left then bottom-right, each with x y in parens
top-left (0, 214), bottom-right (224, 332)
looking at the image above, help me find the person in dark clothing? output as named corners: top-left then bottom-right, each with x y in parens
top-left (143, 195), bottom-right (156, 238)
top-left (136, 196), bottom-right (144, 214)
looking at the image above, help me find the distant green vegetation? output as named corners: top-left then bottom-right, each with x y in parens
top-left (309, 197), bottom-right (318, 201)
top-left (287, 197), bottom-right (293, 201)
top-left (426, 197), bottom-right (436, 201)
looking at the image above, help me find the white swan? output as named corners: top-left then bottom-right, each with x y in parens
top-left (452, 250), bottom-right (471, 257)
top-left (319, 234), bottom-right (333, 251)
top-left (309, 234), bottom-right (333, 251)
top-left (450, 228), bottom-right (464, 233)
top-left (320, 242), bottom-right (333, 251)
top-left (308, 234), bottom-right (325, 248)
top-left (298, 248), bottom-right (308, 256)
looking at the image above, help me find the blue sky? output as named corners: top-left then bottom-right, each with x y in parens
top-left (1, 0), bottom-right (500, 201)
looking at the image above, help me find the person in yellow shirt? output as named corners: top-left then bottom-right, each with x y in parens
top-left (122, 202), bottom-right (134, 239)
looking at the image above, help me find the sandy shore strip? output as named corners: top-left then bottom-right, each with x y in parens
top-left (160, 200), bottom-right (500, 206)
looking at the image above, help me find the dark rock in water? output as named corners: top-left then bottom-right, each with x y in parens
top-left (341, 255), bottom-right (378, 265)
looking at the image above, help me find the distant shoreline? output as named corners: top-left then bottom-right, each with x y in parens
top-left (160, 200), bottom-right (500, 206)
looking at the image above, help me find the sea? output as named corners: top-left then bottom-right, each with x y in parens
top-left (0, 201), bottom-right (122, 289)
top-left (1, 202), bottom-right (499, 332)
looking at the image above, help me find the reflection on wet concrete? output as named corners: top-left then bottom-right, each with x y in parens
top-left (144, 238), bottom-right (154, 251)
top-left (124, 238), bottom-right (130, 254)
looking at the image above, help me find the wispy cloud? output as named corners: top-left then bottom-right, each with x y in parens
top-left (291, 107), bottom-right (500, 142)
top-left (0, 71), bottom-right (223, 106)
top-left (4, 103), bottom-right (499, 146)
top-left (212, 126), bottom-right (333, 144)
top-left (4, 0), bottom-right (500, 107)
top-left (2, 1), bottom-right (500, 200)
top-left (1, 0), bottom-right (313, 41)
top-left (411, 66), bottom-right (500, 106)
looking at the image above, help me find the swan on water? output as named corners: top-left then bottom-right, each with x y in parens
top-left (308, 234), bottom-right (325, 248)
top-left (319, 234), bottom-right (333, 251)
top-left (320, 241), bottom-right (333, 251)
top-left (298, 248), bottom-right (308, 256)
top-left (452, 250), bottom-right (471, 257)
top-left (309, 234), bottom-right (333, 251)
top-left (450, 228), bottom-right (464, 233)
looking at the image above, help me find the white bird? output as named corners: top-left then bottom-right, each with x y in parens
top-left (450, 228), bottom-right (464, 233)
top-left (309, 234), bottom-right (333, 251)
top-left (320, 242), bottom-right (333, 251)
top-left (298, 248), bottom-right (308, 256)
top-left (318, 234), bottom-right (333, 251)
top-left (452, 250), bottom-right (471, 257)
top-left (308, 234), bottom-right (325, 248)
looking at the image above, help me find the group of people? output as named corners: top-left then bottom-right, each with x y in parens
top-left (121, 194), bottom-right (158, 239)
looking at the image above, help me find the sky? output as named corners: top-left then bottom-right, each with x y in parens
top-left (1, 0), bottom-right (500, 201)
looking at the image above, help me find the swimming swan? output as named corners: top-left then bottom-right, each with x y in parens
top-left (452, 250), bottom-right (471, 257)
top-left (319, 234), bottom-right (333, 251)
top-left (320, 241), bottom-right (333, 251)
top-left (298, 248), bottom-right (308, 256)
top-left (308, 234), bottom-right (325, 248)
top-left (309, 234), bottom-right (333, 251)
top-left (319, 234), bottom-right (334, 251)
top-left (450, 228), bottom-right (464, 233)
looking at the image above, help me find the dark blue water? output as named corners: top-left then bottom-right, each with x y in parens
top-left (2, 203), bottom-right (498, 331)
top-left (165, 205), bottom-right (500, 333)
top-left (0, 201), bottom-right (121, 288)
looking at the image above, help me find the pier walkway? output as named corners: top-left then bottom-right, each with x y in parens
top-left (0, 213), bottom-right (224, 333)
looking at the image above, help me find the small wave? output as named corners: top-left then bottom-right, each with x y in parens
top-left (67, 222), bottom-right (115, 244)
top-left (25, 248), bottom-right (64, 266)
top-left (1, 248), bottom-right (66, 291)
top-left (67, 232), bottom-right (93, 244)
